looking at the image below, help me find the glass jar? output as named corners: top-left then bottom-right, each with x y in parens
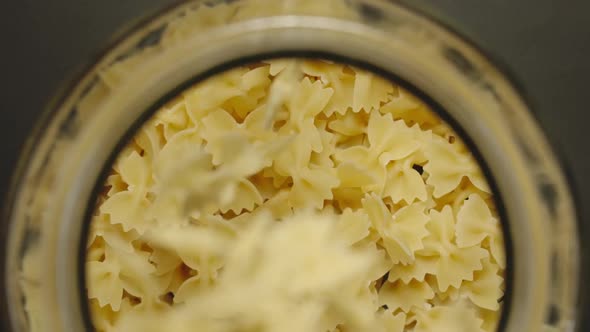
top-left (2, 0), bottom-right (580, 331)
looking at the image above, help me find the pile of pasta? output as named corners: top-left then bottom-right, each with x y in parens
top-left (86, 59), bottom-right (505, 332)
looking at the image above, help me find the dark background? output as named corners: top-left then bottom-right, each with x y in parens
top-left (0, 0), bottom-right (588, 331)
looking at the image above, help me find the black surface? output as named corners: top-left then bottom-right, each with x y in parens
top-left (0, 0), bottom-right (588, 331)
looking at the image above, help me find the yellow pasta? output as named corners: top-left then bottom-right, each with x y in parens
top-left (85, 58), bottom-right (506, 332)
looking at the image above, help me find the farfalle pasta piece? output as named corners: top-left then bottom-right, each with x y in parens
top-left (426, 274), bottom-right (461, 305)
top-left (115, 149), bottom-right (151, 191)
top-left (438, 183), bottom-right (489, 215)
top-left (287, 77), bottom-right (333, 126)
top-left (383, 159), bottom-right (427, 204)
top-left (246, 189), bottom-right (293, 220)
top-left (414, 304), bottom-right (485, 332)
top-left (87, 214), bottom-right (140, 253)
top-left (380, 89), bottom-right (441, 129)
top-left (362, 194), bottom-right (429, 264)
top-left (265, 58), bottom-right (293, 76)
top-left (154, 98), bottom-right (191, 140)
top-left (352, 69), bottom-right (394, 113)
top-left (380, 89), bottom-right (419, 116)
top-left (336, 162), bottom-right (379, 189)
top-left (200, 107), bottom-right (283, 166)
top-left (334, 131), bottom-right (366, 149)
top-left (147, 272), bottom-right (177, 306)
top-left (105, 174), bottom-right (127, 197)
top-left (300, 61), bottom-right (361, 119)
top-left (87, 238), bottom-right (106, 262)
top-left (218, 178), bottom-right (263, 214)
top-left (161, 264), bottom-right (192, 296)
top-left (224, 65), bottom-right (272, 119)
top-left (149, 149), bottom-right (214, 227)
top-left (284, 116), bottom-right (324, 154)
top-left (379, 280), bottom-right (435, 312)
top-left (456, 193), bottom-right (506, 269)
top-left (248, 168), bottom-right (280, 199)
top-left (133, 122), bottom-right (163, 161)
top-left (456, 193), bottom-right (498, 246)
top-left (89, 299), bottom-right (117, 332)
top-left (153, 126), bottom-right (203, 180)
top-left (461, 258), bottom-right (504, 311)
top-left (271, 128), bottom-right (313, 176)
top-left (364, 245), bottom-right (394, 285)
top-left (300, 59), bottom-right (339, 82)
top-left (335, 111), bottom-right (420, 193)
top-left (368, 111), bottom-right (422, 164)
top-left (375, 310), bottom-right (406, 332)
top-left (100, 190), bottom-right (150, 234)
top-left (262, 164), bottom-right (290, 188)
top-left (173, 275), bottom-right (201, 304)
top-left (113, 249), bottom-right (163, 305)
top-left (328, 109), bottom-right (367, 136)
top-left (289, 165), bottom-right (340, 209)
top-left (334, 208), bottom-right (372, 245)
top-left (334, 146), bottom-right (386, 192)
top-left (388, 254), bottom-right (437, 284)
top-left (238, 65), bottom-right (271, 94)
top-left (332, 186), bottom-right (366, 210)
top-left (424, 137), bottom-right (490, 197)
top-left (310, 121), bottom-right (337, 167)
top-left (323, 66), bottom-right (355, 116)
top-left (420, 206), bottom-right (489, 291)
top-left (100, 151), bottom-right (152, 234)
top-left (183, 249), bottom-right (226, 286)
top-left (87, 245), bottom-right (157, 311)
top-left (110, 298), bottom-right (173, 332)
top-left (150, 216), bottom-right (236, 288)
top-left (177, 246), bottom-right (225, 288)
top-left (183, 68), bottom-right (245, 122)
top-left (149, 246), bottom-right (182, 277)
top-left (200, 109), bottom-right (249, 165)
top-left (156, 132), bottom-right (281, 221)
top-left (273, 131), bottom-right (340, 209)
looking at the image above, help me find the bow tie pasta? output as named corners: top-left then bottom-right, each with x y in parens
top-left (85, 58), bottom-right (506, 332)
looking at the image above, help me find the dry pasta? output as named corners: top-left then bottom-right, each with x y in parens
top-left (85, 58), bottom-right (506, 332)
